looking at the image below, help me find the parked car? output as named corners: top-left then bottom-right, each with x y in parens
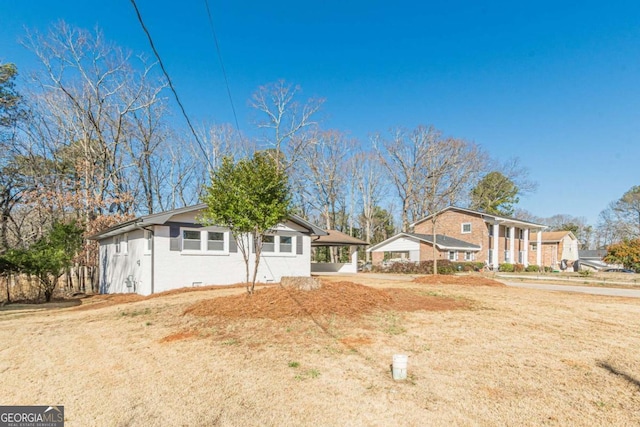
top-left (603, 268), bottom-right (635, 273)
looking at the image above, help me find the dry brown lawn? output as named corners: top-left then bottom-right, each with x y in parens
top-left (1, 274), bottom-right (639, 426)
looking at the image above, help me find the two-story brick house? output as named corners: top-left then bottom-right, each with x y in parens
top-left (368, 206), bottom-right (548, 269)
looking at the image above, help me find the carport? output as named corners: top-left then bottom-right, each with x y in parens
top-left (310, 230), bottom-right (368, 274)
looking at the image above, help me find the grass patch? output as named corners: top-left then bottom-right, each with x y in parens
top-left (119, 308), bottom-right (151, 317)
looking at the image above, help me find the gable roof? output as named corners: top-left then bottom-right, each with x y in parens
top-left (540, 231), bottom-right (577, 242)
top-left (367, 232), bottom-right (481, 252)
top-left (410, 206), bottom-right (547, 229)
top-left (88, 204), bottom-right (327, 240)
top-left (311, 230), bottom-right (368, 246)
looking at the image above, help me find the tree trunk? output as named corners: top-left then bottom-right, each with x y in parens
top-left (432, 219), bottom-right (438, 275)
top-left (250, 234), bottom-right (262, 294)
top-left (5, 275), bottom-right (10, 303)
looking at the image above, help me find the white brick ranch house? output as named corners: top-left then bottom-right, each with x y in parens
top-left (90, 204), bottom-right (327, 295)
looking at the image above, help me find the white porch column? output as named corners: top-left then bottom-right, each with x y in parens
top-left (350, 245), bottom-right (358, 272)
top-left (536, 230), bottom-right (542, 267)
top-left (523, 229), bottom-right (529, 267)
top-left (492, 223), bottom-right (500, 269)
top-left (509, 226), bottom-right (515, 264)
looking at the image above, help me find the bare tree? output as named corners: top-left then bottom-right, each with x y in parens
top-left (298, 130), bottom-right (353, 232)
top-left (352, 149), bottom-right (388, 261)
top-left (376, 125), bottom-right (486, 272)
top-left (251, 80), bottom-right (324, 170)
top-left (22, 21), bottom-right (168, 218)
top-left (596, 186), bottom-right (640, 247)
top-left (373, 126), bottom-right (435, 232)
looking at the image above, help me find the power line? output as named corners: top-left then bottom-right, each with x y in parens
top-left (203, 0), bottom-right (241, 134)
top-left (129, 0), bottom-right (214, 170)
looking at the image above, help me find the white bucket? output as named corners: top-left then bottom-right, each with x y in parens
top-left (392, 354), bottom-right (408, 380)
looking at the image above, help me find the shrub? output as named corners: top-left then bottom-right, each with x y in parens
top-left (513, 263), bottom-right (525, 272)
top-left (498, 263), bottom-right (515, 272)
top-left (369, 259), bottom-right (468, 275)
top-left (578, 269), bottom-right (592, 277)
top-left (525, 265), bottom-right (540, 272)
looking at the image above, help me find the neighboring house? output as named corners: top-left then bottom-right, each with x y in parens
top-left (367, 232), bottom-right (481, 265)
top-left (90, 204), bottom-right (326, 295)
top-left (368, 206), bottom-right (548, 269)
top-left (536, 231), bottom-right (580, 270)
top-left (577, 249), bottom-right (616, 271)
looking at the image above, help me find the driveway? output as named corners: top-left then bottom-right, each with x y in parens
top-left (502, 281), bottom-right (640, 298)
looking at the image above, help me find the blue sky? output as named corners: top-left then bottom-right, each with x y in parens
top-left (2, 1), bottom-right (640, 224)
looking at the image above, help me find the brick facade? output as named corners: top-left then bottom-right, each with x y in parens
top-left (371, 207), bottom-right (548, 268)
top-left (414, 209), bottom-right (547, 266)
top-left (371, 251), bottom-right (384, 265)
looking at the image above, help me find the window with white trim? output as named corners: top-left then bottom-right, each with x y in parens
top-left (114, 233), bottom-right (128, 254)
top-left (461, 223), bottom-right (472, 234)
top-left (505, 228), bottom-right (511, 238)
top-left (261, 235), bottom-right (297, 255)
top-left (182, 230), bottom-right (201, 250)
top-left (448, 251), bottom-right (457, 261)
top-left (263, 235), bottom-right (275, 252)
top-left (465, 251), bottom-right (474, 261)
top-left (504, 250), bottom-right (511, 263)
top-left (207, 232), bottom-right (224, 251)
top-left (531, 243), bottom-right (537, 251)
top-left (518, 229), bottom-right (524, 239)
top-left (518, 251), bottom-right (524, 264)
top-left (280, 236), bottom-right (293, 253)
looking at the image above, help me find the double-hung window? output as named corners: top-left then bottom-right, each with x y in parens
top-left (465, 251), bottom-right (474, 261)
top-left (183, 230), bottom-right (202, 251)
top-left (263, 235), bottom-right (276, 252)
top-left (280, 236), bottom-right (293, 253)
top-left (448, 251), bottom-right (457, 261)
top-left (461, 223), bottom-right (472, 234)
top-left (261, 235), bottom-right (296, 255)
top-left (115, 234), bottom-right (128, 254)
top-left (207, 232), bottom-right (224, 251)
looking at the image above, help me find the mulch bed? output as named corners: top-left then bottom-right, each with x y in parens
top-left (413, 275), bottom-right (506, 287)
top-left (183, 281), bottom-right (468, 320)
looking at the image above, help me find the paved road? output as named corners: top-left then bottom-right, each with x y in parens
top-left (502, 281), bottom-right (640, 298)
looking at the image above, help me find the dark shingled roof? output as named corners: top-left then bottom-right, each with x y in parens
top-left (312, 230), bottom-right (368, 246)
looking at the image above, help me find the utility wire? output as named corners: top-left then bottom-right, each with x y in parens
top-left (203, 0), bottom-right (241, 134)
top-left (129, 0), bottom-right (214, 170)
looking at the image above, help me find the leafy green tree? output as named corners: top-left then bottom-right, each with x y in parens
top-left (604, 239), bottom-right (640, 272)
top-left (6, 221), bottom-right (83, 302)
top-left (470, 171), bottom-right (519, 216)
top-left (200, 152), bottom-right (292, 294)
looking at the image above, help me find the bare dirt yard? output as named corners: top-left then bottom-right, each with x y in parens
top-left (1, 274), bottom-right (639, 426)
